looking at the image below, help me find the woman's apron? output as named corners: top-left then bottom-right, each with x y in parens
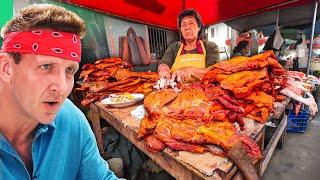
top-left (171, 40), bottom-right (206, 82)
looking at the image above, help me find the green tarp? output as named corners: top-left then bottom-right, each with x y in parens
top-left (0, 0), bottom-right (13, 46)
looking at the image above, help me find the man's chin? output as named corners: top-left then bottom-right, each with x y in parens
top-left (37, 113), bottom-right (57, 124)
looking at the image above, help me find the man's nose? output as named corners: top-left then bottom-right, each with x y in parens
top-left (49, 71), bottom-right (69, 93)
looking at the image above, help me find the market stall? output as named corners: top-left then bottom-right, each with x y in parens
top-left (1, 1), bottom-right (319, 180)
top-left (65, 0), bottom-right (320, 179)
top-left (72, 50), bottom-right (318, 179)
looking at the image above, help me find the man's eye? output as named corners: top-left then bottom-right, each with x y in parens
top-left (66, 67), bottom-right (76, 75)
top-left (40, 64), bottom-right (53, 70)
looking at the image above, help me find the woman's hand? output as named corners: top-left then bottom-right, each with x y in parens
top-left (171, 67), bottom-right (208, 83)
top-left (158, 64), bottom-right (171, 79)
top-left (171, 67), bottom-right (194, 83)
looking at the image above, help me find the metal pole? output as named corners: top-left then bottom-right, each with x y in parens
top-left (306, 0), bottom-right (318, 76)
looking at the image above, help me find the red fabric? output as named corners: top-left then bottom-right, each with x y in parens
top-left (69, 0), bottom-right (183, 30)
top-left (185, 0), bottom-right (311, 26)
top-left (68, 0), bottom-right (311, 30)
top-left (1, 30), bottom-right (81, 62)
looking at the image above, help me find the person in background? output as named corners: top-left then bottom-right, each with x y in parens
top-left (158, 9), bottom-right (220, 83)
top-left (232, 40), bottom-right (250, 58)
top-left (0, 4), bottom-right (119, 179)
top-left (292, 34), bottom-right (304, 70)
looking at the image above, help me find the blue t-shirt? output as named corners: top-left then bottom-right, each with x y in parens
top-left (0, 99), bottom-right (118, 180)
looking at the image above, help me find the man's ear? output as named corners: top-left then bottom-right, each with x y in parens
top-left (0, 53), bottom-right (14, 83)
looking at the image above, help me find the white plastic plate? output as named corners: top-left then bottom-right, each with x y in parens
top-left (100, 93), bottom-right (144, 108)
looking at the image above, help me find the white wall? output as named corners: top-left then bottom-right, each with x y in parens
top-left (207, 23), bottom-right (233, 60)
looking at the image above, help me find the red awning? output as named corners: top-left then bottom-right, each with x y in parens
top-left (68, 0), bottom-right (312, 30)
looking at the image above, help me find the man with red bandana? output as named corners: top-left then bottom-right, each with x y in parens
top-left (0, 4), bottom-right (118, 179)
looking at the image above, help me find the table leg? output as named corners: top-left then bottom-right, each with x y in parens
top-left (259, 114), bottom-right (288, 176)
top-left (90, 103), bottom-right (104, 154)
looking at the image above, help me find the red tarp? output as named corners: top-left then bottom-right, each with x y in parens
top-left (68, 0), bottom-right (312, 30)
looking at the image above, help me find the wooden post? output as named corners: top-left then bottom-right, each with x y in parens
top-left (259, 114), bottom-right (288, 176)
top-left (90, 103), bottom-right (104, 154)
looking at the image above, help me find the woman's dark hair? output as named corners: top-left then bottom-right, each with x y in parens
top-left (177, 9), bottom-right (204, 40)
top-left (233, 40), bottom-right (249, 54)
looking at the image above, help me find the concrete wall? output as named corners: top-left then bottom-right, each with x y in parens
top-left (103, 16), bottom-right (148, 57)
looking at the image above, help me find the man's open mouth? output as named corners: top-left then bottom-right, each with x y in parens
top-left (44, 101), bottom-right (59, 106)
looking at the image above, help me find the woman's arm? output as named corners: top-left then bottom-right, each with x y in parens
top-left (158, 42), bottom-right (180, 79)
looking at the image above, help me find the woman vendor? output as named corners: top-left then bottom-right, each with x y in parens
top-left (158, 9), bottom-right (220, 82)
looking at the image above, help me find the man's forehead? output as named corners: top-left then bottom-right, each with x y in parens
top-left (21, 54), bottom-right (79, 66)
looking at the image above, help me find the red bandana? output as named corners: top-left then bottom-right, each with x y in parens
top-left (1, 30), bottom-right (81, 62)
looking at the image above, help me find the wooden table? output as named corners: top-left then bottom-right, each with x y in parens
top-left (90, 102), bottom-right (266, 179)
top-left (259, 98), bottom-right (290, 176)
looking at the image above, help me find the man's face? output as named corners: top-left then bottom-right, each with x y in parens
top-left (10, 54), bottom-right (79, 124)
top-left (180, 16), bottom-right (200, 42)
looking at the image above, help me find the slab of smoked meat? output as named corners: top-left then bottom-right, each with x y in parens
top-left (161, 85), bottom-right (243, 123)
top-left (162, 85), bottom-right (215, 122)
top-left (246, 107), bottom-right (270, 123)
top-left (114, 68), bottom-right (159, 82)
top-left (145, 135), bottom-right (166, 153)
top-left (202, 50), bottom-right (285, 84)
top-left (198, 122), bottom-right (262, 163)
top-left (244, 91), bottom-right (274, 109)
top-left (199, 123), bottom-right (261, 180)
top-left (137, 116), bottom-right (158, 140)
top-left (137, 89), bottom-right (178, 139)
top-left (142, 117), bottom-right (262, 178)
top-left (153, 118), bottom-right (262, 163)
top-left (204, 85), bottom-right (244, 114)
top-left (218, 68), bottom-right (269, 98)
top-left (153, 118), bottom-right (206, 153)
top-left (143, 89), bottom-right (178, 118)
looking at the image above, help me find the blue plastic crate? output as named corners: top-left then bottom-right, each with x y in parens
top-left (287, 109), bottom-right (309, 133)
